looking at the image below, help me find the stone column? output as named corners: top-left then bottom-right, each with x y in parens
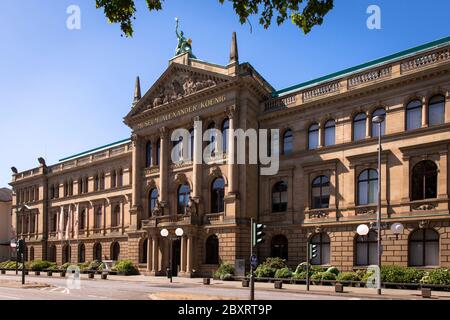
top-left (192, 117), bottom-right (203, 199)
top-left (227, 108), bottom-right (238, 194)
top-left (180, 236), bottom-right (187, 273)
top-left (131, 133), bottom-right (143, 228)
top-left (186, 235), bottom-right (194, 273)
top-left (152, 236), bottom-right (159, 273)
top-left (146, 237), bottom-right (152, 272)
top-left (365, 113), bottom-right (371, 138)
top-left (318, 123), bottom-right (323, 148)
top-left (421, 97), bottom-right (427, 128)
top-left (159, 127), bottom-right (169, 212)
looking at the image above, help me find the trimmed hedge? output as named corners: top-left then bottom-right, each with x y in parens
top-left (111, 260), bottom-right (139, 275)
top-left (274, 267), bottom-right (293, 279)
top-left (214, 263), bottom-right (234, 280)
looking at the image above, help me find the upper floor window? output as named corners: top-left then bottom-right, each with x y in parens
top-left (272, 181), bottom-right (287, 213)
top-left (99, 173), bottom-right (105, 190)
top-left (156, 139), bottom-right (161, 166)
top-left (211, 178), bottom-right (225, 213)
top-left (111, 170), bottom-right (117, 188)
top-left (371, 108), bottom-right (386, 137)
top-left (308, 124), bottom-right (319, 150)
top-left (357, 169), bottom-right (378, 205)
top-left (51, 212), bottom-right (58, 232)
top-left (148, 188), bottom-right (158, 217)
top-left (353, 113), bottom-right (366, 141)
top-left (311, 175), bottom-right (330, 209)
top-left (177, 184), bottom-right (191, 215)
top-left (207, 122), bottom-right (216, 156)
top-left (78, 178), bottom-right (83, 194)
top-left (54, 184), bottom-right (59, 198)
top-left (94, 207), bottom-right (102, 229)
top-left (172, 136), bottom-right (183, 163)
top-left (406, 100), bottom-right (422, 130)
top-left (222, 118), bottom-right (229, 154)
top-left (79, 209), bottom-right (86, 230)
top-left (283, 129), bottom-right (293, 155)
top-left (50, 185), bottom-right (55, 199)
top-left (112, 205), bottom-right (120, 227)
top-left (117, 169), bottom-right (123, 187)
top-left (271, 235), bottom-right (288, 261)
top-left (428, 95), bottom-right (445, 126)
top-left (411, 160), bottom-right (437, 201)
top-left (409, 228), bottom-right (439, 267)
top-left (94, 175), bottom-right (99, 191)
top-left (324, 120), bottom-right (335, 147)
top-left (145, 141), bottom-right (152, 167)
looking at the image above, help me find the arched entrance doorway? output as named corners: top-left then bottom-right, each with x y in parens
top-left (171, 239), bottom-right (181, 276)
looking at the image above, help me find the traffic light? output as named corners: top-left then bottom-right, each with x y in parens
top-left (17, 239), bottom-right (25, 256)
top-left (252, 222), bottom-right (266, 246)
top-left (309, 244), bottom-right (318, 261)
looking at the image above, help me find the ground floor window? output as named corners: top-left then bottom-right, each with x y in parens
top-left (78, 244), bottom-right (85, 263)
top-left (205, 235), bottom-right (219, 264)
top-left (409, 228), bottom-right (439, 267)
top-left (355, 231), bottom-right (377, 266)
top-left (93, 243), bottom-right (102, 261)
top-left (111, 242), bottom-right (120, 261)
top-left (271, 235), bottom-right (288, 261)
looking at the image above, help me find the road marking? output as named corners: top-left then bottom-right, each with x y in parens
top-left (0, 294), bottom-right (21, 300)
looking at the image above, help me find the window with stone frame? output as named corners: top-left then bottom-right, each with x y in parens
top-left (270, 235), bottom-right (288, 261)
top-left (408, 228), bottom-right (439, 267)
top-left (428, 95), bottom-right (445, 126)
top-left (283, 129), bottom-right (293, 155)
top-left (272, 181), bottom-right (288, 213)
top-left (211, 178), bottom-right (225, 213)
top-left (355, 230), bottom-right (377, 266)
top-left (353, 113), bottom-right (366, 141)
top-left (205, 235), bottom-right (219, 264)
top-left (406, 100), bottom-right (422, 130)
top-left (411, 160), bottom-right (438, 201)
top-left (357, 169), bottom-right (378, 206)
top-left (311, 175), bottom-right (330, 209)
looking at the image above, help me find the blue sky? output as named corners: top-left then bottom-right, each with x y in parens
top-left (1, 0), bottom-right (449, 187)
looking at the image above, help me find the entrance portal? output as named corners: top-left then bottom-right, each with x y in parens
top-left (172, 239), bottom-right (181, 276)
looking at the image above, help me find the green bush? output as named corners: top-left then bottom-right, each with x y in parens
top-left (294, 262), bottom-right (308, 274)
top-left (262, 257), bottom-right (286, 270)
top-left (112, 260), bottom-right (139, 275)
top-left (214, 263), bottom-right (234, 279)
top-left (381, 265), bottom-right (425, 284)
top-left (291, 271), bottom-right (307, 280)
top-left (337, 272), bottom-right (359, 282)
top-left (87, 260), bottom-right (102, 271)
top-left (311, 271), bottom-right (336, 283)
top-left (220, 273), bottom-right (234, 281)
top-left (274, 267), bottom-right (293, 279)
top-left (326, 267), bottom-right (340, 276)
top-left (421, 269), bottom-right (450, 285)
top-left (255, 266), bottom-right (276, 278)
top-left (30, 260), bottom-right (56, 271)
top-left (78, 262), bottom-right (91, 271)
top-left (59, 263), bottom-right (72, 271)
top-left (310, 266), bottom-right (327, 273)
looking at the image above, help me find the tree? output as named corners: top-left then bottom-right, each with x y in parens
top-left (95, 0), bottom-right (334, 37)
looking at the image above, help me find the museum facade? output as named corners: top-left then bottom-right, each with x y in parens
top-left (9, 34), bottom-right (450, 275)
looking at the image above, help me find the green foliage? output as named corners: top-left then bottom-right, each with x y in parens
top-left (336, 272), bottom-right (359, 282)
top-left (262, 257), bottom-right (286, 270)
top-left (112, 260), bottom-right (139, 275)
top-left (29, 260), bottom-right (56, 271)
top-left (214, 263), bottom-right (235, 279)
top-left (96, 0), bottom-right (334, 37)
top-left (59, 263), bottom-right (72, 271)
top-left (78, 262), bottom-right (91, 271)
top-left (326, 267), bottom-right (340, 276)
top-left (274, 267), bottom-right (293, 279)
top-left (294, 262), bottom-right (308, 274)
top-left (381, 265), bottom-right (425, 284)
top-left (311, 271), bottom-right (336, 283)
top-left (87, 260), bottom-right (103, 271)
top-left (291, 271), bottom-right (307, 280)
top-left (220, 273), bottom-right (234, 281)
top-left (421, 269), bottom-right (450, 285)
top-left (255, 265), bottom-right (276, 278)
top-left (0, 260), bottom-right (18, 269)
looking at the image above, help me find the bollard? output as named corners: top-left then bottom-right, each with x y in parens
top-left (242, 279), bottom-right (249, 287)
top-left (203, 278), bottom-right (210, 285)
top-left (35, 271), bottom-right (40, 276)
top-left (274, 281), bottom-right (283, 289)
top-left (422, 288), bottom-right (432, 299)
top-left (335, 283), bottom-right (344, 293)
top-left (0, 270), bottom-right (5, 275)
top-left (47, 271), bottom-right (52, 277)
top-left (101, 273), bottom-right (108, 280)
top-left (88, 273), bottom-right (94, 279)
top-left (60, 271), bottom-right (66, 277)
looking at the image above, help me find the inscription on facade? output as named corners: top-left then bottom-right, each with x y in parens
top-left (136, 95), bottom-right (227, 129)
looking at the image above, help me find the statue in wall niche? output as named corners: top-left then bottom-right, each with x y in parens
top-left (151, 199), bottom-right (163, 217)
top-left (185, 196), bottom-right (198, 216)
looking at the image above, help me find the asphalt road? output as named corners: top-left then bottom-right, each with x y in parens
top-left (0, 274), bottom-right (364, 300)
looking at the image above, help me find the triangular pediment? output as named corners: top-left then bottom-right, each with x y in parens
top-left (127, 63), bottom-right (232, 118)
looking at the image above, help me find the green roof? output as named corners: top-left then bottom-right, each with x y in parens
top-left (273, 35), bottom-right (450, 97)
top-left (58, 138), bottom-right (131, 162)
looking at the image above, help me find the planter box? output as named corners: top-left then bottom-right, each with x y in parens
top-left (101, 273), bottom-right (108, 280)
top-left (203, 278), bottom-right (210, 285)
top-left (88, 273), bottom-right (95, 279)
top-left (60, 272), bottom-right (66, 277)
top-left (47, 271), bottom-right (53, 276)
top-left (242, 279), bottom-right (249, 287)
top-left (335, 283), bottom-right (344, 293)
top-left (422, 288), bottom-right (432, 299)
top-left (274, 281), bottom-right (283, 289)
top-left (0, 270), bottom-right (5, 275)
top-left (35, 271), bottom-right (40, 276)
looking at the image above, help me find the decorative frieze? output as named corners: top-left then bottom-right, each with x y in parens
top-left (348, 66), bottom-right (392, 88)
top-left (401, 48), bottom-right (449, 73)
top-left (302, 82), bottom-right (340, 102)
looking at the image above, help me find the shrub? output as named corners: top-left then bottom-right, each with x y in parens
top-left (214, 263), bottom-right (234, 279)
top-left (254, 266), bottom-right (276, 278)
top-left (220, 273), bottom-right (233, 281)
top-left (310, 272), bottom-right (323, 284)
top-left (113, 260), bottom-right (139, 275)
top-left (87, 260), bottom-right (102, 271)
top-left (262, 257), bottom-right (286, 270)
top-left (320, 271), bottom-right (337, 281)
top-left (78, 262), bottom-right (91, 271)
top-left (30, 260), bottom-right (56, 271)
top-left (60, 263), bottom-right (72, 271)
top-left (337, 272), bottom-right (359, 282)
top-left (422, 269), bottom-right (450, 285)
top-left (326, 267), bottom-right (340, 276)
top-left (274, 267), bottom-right (292, 279)
top-left (310, 266), bottom-right (327, 273)
top-left (381, 265), bottom-right (425, 284)
top-left (294, 262), bottom-right (308, 274)
top-left (291, 271), bottom-right (307, 280)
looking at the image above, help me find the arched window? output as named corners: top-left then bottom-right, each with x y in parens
top-left (324, 120), bottom-right (335, 146)
top-left (111, 170), bottom-right (117, 188)
top-left (93, 243), bottom-right (102, 261)
top-left (140, 238), bottom-right (148, 264)
top-left (222, 118), bottom-right (229, 153)
top-left (111, 242), bottom-right (120, 261)
top-left (29, 246), bottom-right (34, 261)
top-left (112, 205), bottom-right (120, 227)
top-left (428, 95), bottom-right (445, 126)
top-left (205, 235), bottom-right (219, 264)
top-left (271, 235), bottom-right (288, 261)
top-left (94, 207), bottom-right (102, 229)
top-left (406, 100), bottom-right (422, 130)
top-left (148, 188), bottom-right (158, 217)
top-left (311, 176), bottom-right (330, 209)
top-left (355, 230), bottom-right (377, 266)
top-left (62, 244), bottom-right (70, 264)
top-left (211, 178), bottom-right (225, 213)
top-left (78, 243), bottom-right (86, 263)
top-left (172, 135), bottom-right (183, 163)
top-left (48, 245), bottom-right (56, 262)
top-left (409, 228), bottom-right (439, 267)
top-left (283, 129), bottom-right (293, 155)
top-left (411, 160), bottom-right (437, 201)
top-left (357, 169), bottom-right (378, 205)
top-left (79, 209), bottom-right (86, 230)
top-left (310, 233), bottom-right (330, 265)
top-left (145, 141), bottom-right (152, 167)
top-left (177, 184), bottom-right (191, 215)
top-left (308, 124), bottom-right (319, 150)
top-left (156, 139), bottom-right (161, 166)
top-left (371, 108), bottom-right (386, 137)
top-left (272, 181), bottom-right (288, 213)
top-left (353, 113), bottom-right (366, 141)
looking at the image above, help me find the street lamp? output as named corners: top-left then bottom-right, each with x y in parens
top-left (160, 228), bottom-right (184, 283)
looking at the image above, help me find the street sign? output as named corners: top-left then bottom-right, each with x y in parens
top-left (250, 254), bottom-right (258, 269)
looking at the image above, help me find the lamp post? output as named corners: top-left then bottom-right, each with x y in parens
top-left (372, 114), bottom-right (384, 295)
top-left (160, 227), bottom-right (184, 283)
